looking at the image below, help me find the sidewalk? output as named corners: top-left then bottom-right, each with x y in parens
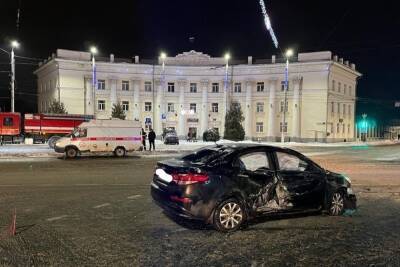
top-left (0, 139), bottom-right (398, 160)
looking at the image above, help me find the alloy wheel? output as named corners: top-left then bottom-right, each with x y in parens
top-left (219, 202), bottom-right (243, 229)
top-left (330, 192), bottom-right (344, 215)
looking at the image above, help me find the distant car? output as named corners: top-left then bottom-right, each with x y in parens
top-left (164, 132), bottom-right (179, 145)
top-left (151, 144), bottom-right (357, 232)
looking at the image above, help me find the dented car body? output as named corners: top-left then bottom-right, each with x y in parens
top-left (151, 144), bottom-right (357, 232)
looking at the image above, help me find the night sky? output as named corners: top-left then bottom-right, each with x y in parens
top-left (0, 0), bottom-right (399, 123)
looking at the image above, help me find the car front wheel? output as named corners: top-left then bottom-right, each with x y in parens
top-left (329, 191), bottom-right (345, 216)
top-left (65, 147), bottom-right (78, 159)
top-left (213, 198), bottom-right (246, 232)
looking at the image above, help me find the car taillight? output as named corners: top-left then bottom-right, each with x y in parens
top-left (172, 173), bottom-right (209, 185)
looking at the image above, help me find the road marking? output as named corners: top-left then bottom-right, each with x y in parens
top-left (93, 203), bottom-right (111, 209)
top-left (127, 195), bottom-right (142, 199)
top-left (46, 215), bottom-right (69, 222)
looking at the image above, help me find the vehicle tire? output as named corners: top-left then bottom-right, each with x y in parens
top-left (213, 198), bottom-right (246, 232)
top-left (114, 147), bottom-right (126, 157)
top-left (65, 147), bottom-right (78, 159)
top-left (329, 191), bottom-right (345, 216)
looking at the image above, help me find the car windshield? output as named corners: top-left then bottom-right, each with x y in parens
top-left (181, 146), bottom-right (232, 164)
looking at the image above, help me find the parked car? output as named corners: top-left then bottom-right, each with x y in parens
top-left (151, 144), bottom-right (356, 232)
top-left (164, 131), bottom-right (179, 145)
top-left (203, 128), bottom-right (220, 142)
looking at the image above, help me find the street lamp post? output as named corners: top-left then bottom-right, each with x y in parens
top-left (362, 113), bottom-right (367, 141)
top-left (10, 40), bottom-right (19, 112)
top-left (90, 46), bottom-right (97, 115)
top-left (160, 52), bottom-right (167, 131)
top-left (281, 49), bottom-right (293, 143)
top-left (224, 53), bottom-right (230, 108)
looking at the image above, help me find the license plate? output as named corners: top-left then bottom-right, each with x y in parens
top-left (155, 169), bottom-right (173, 183)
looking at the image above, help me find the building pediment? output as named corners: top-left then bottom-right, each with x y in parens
top-left (164, 50), bottom-right (225, 66)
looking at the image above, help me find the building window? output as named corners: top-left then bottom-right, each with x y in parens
top-left (349, 86), bottom-right (352, 96)
top-left (256, 82), bottom-right (264, 92)
top-left (232, 102), bottom-right (240, 109)
top-left (256, 102), bottom-right (264, 113)
top-left (280, 122), bottom-right (288, 133)
top-left (338, 82), bottom-right (341, 93)
top-left (234, 83), bottom-right (242, 93)
top-left (342, 124), bottom-right (345, 134)
top-left (3, 117), bottom-right (13, 126)
top-left (122, 81), bottom-right (129, 91)
top-left (337, 123), bottom-right (340, 133)
top-left (348, 105), bottom-right (351, 116)
top-left (211, 103), bottom-right (219, 113)
top-left (331, 102), bottom-right (334, 113)
top-left (189, 83), bottom-right (197, 93)
top-left (280, 101), bottom-right (288, 112)
top-left (97, 100), bottom-right (105, 111)
top-left (167, 82), bottom-right (175, 93)
top-left (122, 101), bottom-right (129, 111)
top-left (344, 84), bottom-right (347, 95)
top-left (167, 103), bottom-right (174, 112)
top-left (145, 102), bottom-right (152, 112)
top-left (97, 80), bottom-right (105, 90)
top-left (348, 124), bottom-right (351, 134)
top-left (343, 104), bottom-right (346, 115)
top-left (144, 81), bottom-right (152, 92)
top-left (281, 81), bottom-right (289, 91)
top-left (212, 83), bottom-right (219, 93)
top-left (332, 80), bottom-right (335, 91)
top-left (256, 122), bottom-right (264, 133)
top-left (337, 103), bottom-right (340, 114)
top-left (190, 103), bottom-right (197, 113)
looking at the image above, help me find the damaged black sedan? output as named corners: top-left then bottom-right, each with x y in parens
top-left (151, 144), bottom-right (356, 232)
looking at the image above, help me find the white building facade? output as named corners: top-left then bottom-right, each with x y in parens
top-left (35, 49), bottom-right (361, 142)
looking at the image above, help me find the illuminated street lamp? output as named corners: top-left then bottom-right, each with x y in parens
top-left (281, 48), bottom-right (294, 143)
top-left (90, 46), bottom-right (97, 114)
top-left (10, 40), bottom-right (19, 112)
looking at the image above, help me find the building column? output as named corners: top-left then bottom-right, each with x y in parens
top-left (292, 77), bottom-right (301, 141)
top-left (109, 78), bottom-right (117, 110)
top-left (154, 78), bottom-right (163, 136)
top-left (244, 80), bottom-right (253, 139)
top-left (267, 78), bottom-right (277, 141)
top-left (177, 79), bottom-right (186, 138)
top-left (132, 78), bottom-right (140, 121)
top-left (200, 79), bottom-right (209, 136)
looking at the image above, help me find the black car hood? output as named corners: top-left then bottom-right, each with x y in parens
top-left (326, 170), bottom-right (350, 187)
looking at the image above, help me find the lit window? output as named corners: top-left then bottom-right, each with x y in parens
top-left (331, 102), bottom-right (334, 113)
top-left (97, 100), bottom-right (105, 110)
top-left (167, 82), bottom-right (175, 93)
top-left (122, 81), bottom-right (129, 91)
top-left (190, 83), bottom-right (197, 93)
top-left (343, 104), bottom-right (346, 115)
top-left (256, 122), bottom-right (264, 133)
top-left (337, 103), bottom-right (340, 114)
top-left (122, 101), bottom-right (129, 111)
top-left (144, 81), bottom-right (152, 92)
top-left (97, 80), bottom-right (105, 90)
top-left (332, 80), bottom-right (335, 91)
top-left (348, 105), bottom-right (351, 116)
top-left (256, 102), bottom-right (264, 113)
top-left (281, 81), bottom-right (289, 91)
top-left (234, 83), bottom-right (242, 93)
top-left (211, 103), bottom-right (218, 113)
top-left (338, 82), bottom-right (341, 93)
top-left (257, 82), bottom-right (264, 92)
top-left (280, 101), bottom-right (288, 112)
top-left (344, 84), bottom-right (347, 95)
top-left (145, 102), bottom-right (152, 112)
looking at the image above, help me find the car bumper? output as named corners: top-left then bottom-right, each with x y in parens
top-left (150, 182), bottom-right (203, 221)
top-left (345, 193), bottom-right (357, 210)
top-left (54, 145), bottom-right (65, 153)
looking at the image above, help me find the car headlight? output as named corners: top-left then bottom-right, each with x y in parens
top-left (343, 175), bottom-right (352, 184)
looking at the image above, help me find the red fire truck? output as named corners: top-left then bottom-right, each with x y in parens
top-left (0, 112), bottom-right (94, 145)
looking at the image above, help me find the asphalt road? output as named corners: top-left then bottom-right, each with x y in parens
top-left (0, 145), bottom-right (400, 266)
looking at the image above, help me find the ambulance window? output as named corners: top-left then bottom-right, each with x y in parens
top-left (3, 117), bottom-right (13, 126)
top-left (78, 128), bottom-right (87, 137)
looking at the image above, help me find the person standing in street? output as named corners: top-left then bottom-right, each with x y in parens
top-left (148, 128), bottom-right (156, 151)
top-left (141, 128), bottom-right (147, 151)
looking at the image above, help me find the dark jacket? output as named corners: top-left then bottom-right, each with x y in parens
top-left (148, 130), bottom-right (156, 142)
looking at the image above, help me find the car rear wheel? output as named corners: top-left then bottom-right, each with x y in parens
top-left (114, 147), bottom-right (126, 157)
top-left (213, 198), bottom-right (246, 232)
top-left (65, 147), bottom-right (78, 159)
top-left (329, 191), bottom-right (345, 216)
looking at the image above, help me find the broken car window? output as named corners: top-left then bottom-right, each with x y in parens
top-left (277, 152), bottom-right (308, 172)
top-left (238, 152), bottom-right (269, 172)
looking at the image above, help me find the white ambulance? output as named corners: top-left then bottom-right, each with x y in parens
top-left (54, 119), bottom-right (143, 158)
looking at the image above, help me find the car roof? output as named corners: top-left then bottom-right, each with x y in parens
top-left (213, 143), bottom-right (297, 153)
